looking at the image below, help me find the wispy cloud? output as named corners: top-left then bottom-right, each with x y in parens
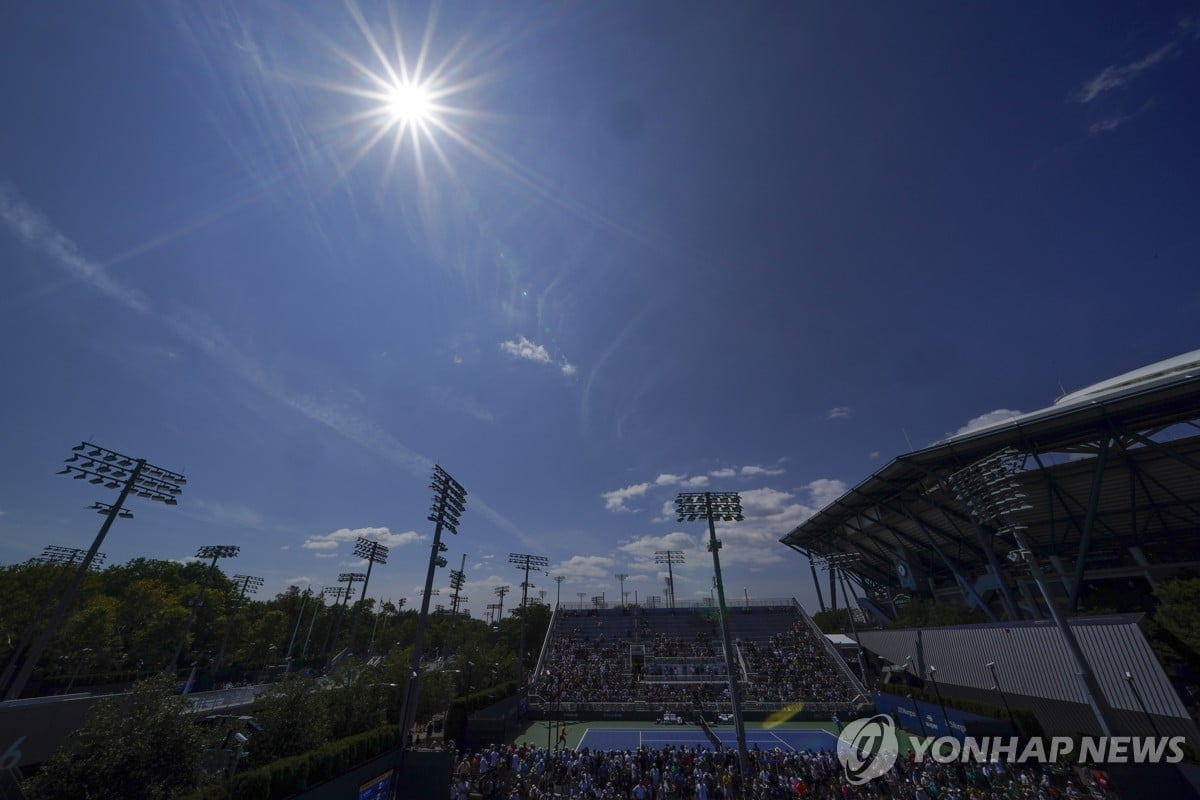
top-left (740, 464), bottom-right (784, 477)
top-left (285, 576), bottom-right (312, 586)
top-left (1088, 99), bottom-right (1155, 134)
top-left (826, 407), bottom-right (852, 420)
top-left (426, 385), bottom-right (495, 423)
top-left (1076, 42), bottom-right (1177, 103)
top-left (0, 183), bottom-right (150, 312)
top-left (560, 361), bottom-right (577, 376)
top-left (602, 482), bottom-right (652, 512)
top-left (191, 499), bottom-right (267, 530)
top-left (301, 526), bottom-right (423, 551)
top-left (709, 468), bottom-right (736, 479)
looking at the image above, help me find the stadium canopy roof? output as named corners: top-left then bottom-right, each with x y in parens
top-left (780, 351), bottom-right (1200, 616)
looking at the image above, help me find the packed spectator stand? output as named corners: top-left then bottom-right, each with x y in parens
top-left (528, 602), bottom-right (864, 715)
top-left (449, 740), bottom-right (1120, 800)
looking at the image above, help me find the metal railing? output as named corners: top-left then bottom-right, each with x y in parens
top-left (792, 597), bottom-right (869, 697)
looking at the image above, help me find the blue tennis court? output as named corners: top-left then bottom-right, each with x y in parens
top-left (577, 727), bottom-right (837, 752)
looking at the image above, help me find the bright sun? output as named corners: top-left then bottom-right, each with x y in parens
top-left (384, 82), bottom-right (433, 124)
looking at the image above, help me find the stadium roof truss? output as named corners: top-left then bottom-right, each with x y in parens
top-left (781, 364), bottom-right (1200, 622)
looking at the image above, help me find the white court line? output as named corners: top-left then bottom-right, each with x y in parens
top-left (767, 730), bottom-right (795, 751)
top-left (575, 726), bottom-right (592, 752)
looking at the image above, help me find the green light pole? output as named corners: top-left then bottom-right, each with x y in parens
top-left (676, 491), bottom-right (750, 788)
top-left (7, 442), bottom-right (184, 701)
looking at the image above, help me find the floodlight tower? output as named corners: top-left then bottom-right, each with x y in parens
top-left (553, 576), bottom-right (565, 608)
top-left (948, 448), bottom-right (1119, 737)
top-left (7, 443), bottom-right (184, 701)
top-left (212, 573), bottom-right (263, 677)
top-left (349, 538), bottom-right (390, 654)
top-left (509, 553), bottom-right (549, 681)
top-left (494, 585), bottom-right (511, 620)
top-left (448, 556), bottom-right (468, 617)
top-left (676, 492), bottom-right (750, 785)
top-left (576, 592), bottom-right (585, 609)
top-left (0, 545), bottom-right (107, 695)
top-left (168, 545), bottom-right (239, 672)
top-left (398, 465), bottom-right (466, 768)
top-left (655, 551), bottom-right (685, 610)
top-left (327, 572), bottom-right (365, 660)
top-left (615, 573), bottom-right (629, 607)
top-left (486, 603), bottom-right (501, 625)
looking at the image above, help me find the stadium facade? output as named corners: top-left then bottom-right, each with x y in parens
top-left (780, 350), bottom-right (1200, 741)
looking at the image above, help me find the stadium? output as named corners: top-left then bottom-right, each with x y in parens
top-left (778, 350), bottom-right (1200, 745)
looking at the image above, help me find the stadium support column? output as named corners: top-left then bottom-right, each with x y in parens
top-left (949, 449), bottom-right (1119, 738)
top-left (676, 492), bottom-right (751, 787)
top-left (809, 554), bottom-right (826, 613)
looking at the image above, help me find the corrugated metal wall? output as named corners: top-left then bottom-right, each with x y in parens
top-left (856, 615), bottom-right (1197, 740)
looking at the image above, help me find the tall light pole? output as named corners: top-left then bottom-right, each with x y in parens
top-left (486, 603), bottom-right (501, 625)
top-left (301, 588), bottom-right (329, 658)
top-left (1125, 670), bottom-right (1160, 737)
top-left (655, 551), bottom-right (685, 611)
top-left (509, 553), bottom-right (549, 682)
top-left (986, 661), bottom-right (1015, 733)
top-left (285, 586), bottom-right (313, 672)
top-left (448, 556), bottom-right (468, 618)
top-left (1, 545), bottom-right (107, 695)
top-left (212, 574), bottom-right (262, 678)
top-left (169, 545), bottom-right (239, 673)
top-left (398, 464), bottom-right (466, 774)
top-left (7, 443), bottom-right (183, 701)
top-left (949, 448), bottom-right (1118, 737)
top-left (554, 576), bottom-right (565, 608)
top-left (349, 538), bottom-right (390, 655)
top-left (576, 592), bottom-right (585, 610)
top-left (676, 491), bottom-right (750, 785)
top-left (494, 585), bottom-right (510, 620)
top-left (927, 665), bottom-right (952, 734)
top-left (614, 573), bottom-right (629, 608)
top-left (328, 573), bottom-right (365, 661)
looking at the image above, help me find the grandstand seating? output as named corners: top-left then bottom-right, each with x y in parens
top-left (529, 604), bottom-right (862, 711)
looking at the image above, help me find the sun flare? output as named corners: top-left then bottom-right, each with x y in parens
top-left (384, 82), bottom-right (433, 125)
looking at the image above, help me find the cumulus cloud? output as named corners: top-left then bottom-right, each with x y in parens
top-left (826, 407), bottom-right (852, 420)
top-left (286, 576), bottom-right (312, 586)
top-left (681, 475), bottom-right (709, 488)
top-left (551, 555), bottom-right (616, 579)
top-left (602, 482), bottom-right (651, 512)
top-left (655, 473), bottom-right (684, 486)
top-left (301, 526), bottom-right (423, 551)
top-left (0, 183), bottom-right (150, 312)
top-left (805, 478), bottom-right (848, 509)
top-left (740, 465), bottom-right (785, 477)
top-left (1076, 43), bottom-right (1177, 103)
top-left (952, 409), bottom-right (1024, 437)
top-left (709, 468), bottom-right (736, 479)
top-left (500, 336), bottom-right (577, 377)
top-left (618, 532), bottom-right (700, 565)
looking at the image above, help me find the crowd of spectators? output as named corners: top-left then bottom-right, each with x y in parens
top-left (739, 622), bottom-right (859, 704)
top-left (450, 740), bottom-right (1120, 800)
top-left (532, 612), bottom-right (859, 707)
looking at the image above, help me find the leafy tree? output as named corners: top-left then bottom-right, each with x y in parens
top-left (811, 608), bottom-right (856, 633)
top-left (248, 674), bottom-right (332, 766)
top-left (24, 674), bottom-right (206, 800)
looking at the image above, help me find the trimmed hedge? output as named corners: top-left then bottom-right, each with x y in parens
top-left (173, 725), bottom-right (398, 800)
top-left (878, 683), bottom-right (1044, 740)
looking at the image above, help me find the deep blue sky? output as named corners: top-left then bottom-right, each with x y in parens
top-left (2, 2), bottom-right (1197, 616)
